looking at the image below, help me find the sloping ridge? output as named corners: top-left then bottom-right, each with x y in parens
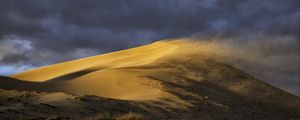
top-left (10, 41), bottom-right (178, 82)
top-left (2, 40), bottom-right (299, 106)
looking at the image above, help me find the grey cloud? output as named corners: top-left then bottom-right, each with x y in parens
top-left (1, 54), bottom-right (29, 64)
top-left (0, 0), bottom-right (298, 64)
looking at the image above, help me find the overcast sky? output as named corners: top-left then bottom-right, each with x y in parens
top-left (0, 0), bottom-right (299, 94)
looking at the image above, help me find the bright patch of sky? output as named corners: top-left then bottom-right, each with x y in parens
top-left (0, 64), bottom-right (34, 76)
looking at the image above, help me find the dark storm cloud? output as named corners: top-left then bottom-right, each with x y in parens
top-left (1, 54), bottom-right (29, 64)
top-left (0, 0), bottom-right (299, 95)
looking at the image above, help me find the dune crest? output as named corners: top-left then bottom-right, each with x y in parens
top-left (10, 41), bottom-right (177, 82)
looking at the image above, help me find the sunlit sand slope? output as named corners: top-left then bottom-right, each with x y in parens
top-left (11, 41), bottom-right (177, 82)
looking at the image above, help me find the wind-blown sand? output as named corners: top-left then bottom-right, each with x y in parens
top-left (0, 40), bottom-right (299, 119)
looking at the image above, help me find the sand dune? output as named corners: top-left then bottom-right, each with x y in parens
top-left (1, 39), bottom-right (299, 119)
top-left (9, 40), bottom-right (179, 100)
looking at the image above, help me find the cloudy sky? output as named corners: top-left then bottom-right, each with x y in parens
top-left (0, 0), bottom-right (299, 94)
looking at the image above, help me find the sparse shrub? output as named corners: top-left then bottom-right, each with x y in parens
top-left (90, 113), bottom-right (112, 120)
top-left (115, 112), bottom-right (144, 120)
top-left (87, 112), bottom-right (144, 120)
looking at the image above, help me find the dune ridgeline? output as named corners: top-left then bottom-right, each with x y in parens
top-left (0, 39), bottom-right (299, 119)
